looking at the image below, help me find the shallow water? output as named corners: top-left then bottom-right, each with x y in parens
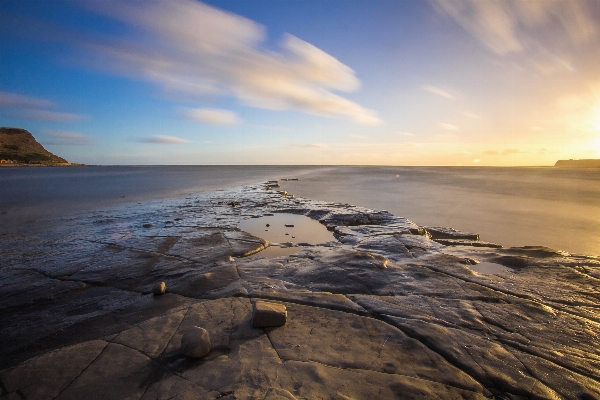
top-left (280, 166), bottom-right (600, 256)
top-left (0, 165), bottom-right (313, 232)
top-left (1, 165), bottom-right (598, 256)
top-left (239, 213), bottom-right (335, 257)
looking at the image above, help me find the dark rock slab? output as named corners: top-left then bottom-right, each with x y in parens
top-left (0, 340), bottom-right (107, 399)
top-left (435, 238), bottom-right (502, 248)
top-left (426, 226), bottom-right (480, 241)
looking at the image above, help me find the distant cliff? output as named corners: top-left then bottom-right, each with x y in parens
top-left (0, 127), bottom-right (69, 164)
top-left (554, 159), bottom-right (600, 168)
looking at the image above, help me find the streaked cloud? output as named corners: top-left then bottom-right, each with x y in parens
top-left (183, 108), bottom-right (239, 124)
top-left (0, 91), bottom-right (84, 122)
top-left (439, 123), bottom-right (459, 131)
top-left (484, 148), bottom-right (530, 156)
top-left (77, 0), bottom-right (381, 125)
top-left (19, 109), bottom-right (83, 123)
top-left (43, 130), bottom-right (94, 145)
top-left (463, 111), bottom-right (481, 119)
top-left (502, 148), bottom-right (529, 155)
top-left (396, 131), bottom-right (416, 137)
top-left (138, 135), bottom-right (190, 144)
top-left (0, 92), bottom-right (53, 109)
top-left (431, 0), bottom-right (599, 74)
top-left (291, 143), bottom-right (327, 148)
top-left (432, 0), bottom-right (597, 55)
top-left (421, 85), bottom-right (455, 100)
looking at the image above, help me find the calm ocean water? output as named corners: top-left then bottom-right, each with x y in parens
top-left (1, 165), bottom-right (598, 256)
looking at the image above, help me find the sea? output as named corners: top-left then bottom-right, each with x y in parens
top-left (1, 165), bottom-right (599, 257)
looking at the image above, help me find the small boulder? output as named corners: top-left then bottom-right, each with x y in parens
top-left (152, 281), bottom-right (166, 295)
top-left (252, 301), bottom-right (287, 328)
top-left (181, 326), bottom-right (211, 358)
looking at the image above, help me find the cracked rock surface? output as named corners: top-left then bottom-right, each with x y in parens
top-left (1, 183), bottom-right (599, 399)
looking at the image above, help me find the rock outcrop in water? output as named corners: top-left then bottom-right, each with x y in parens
top-left (0, 183), bottom-right (599, 399)
top-left (0, 127), bottom-right (69, 164)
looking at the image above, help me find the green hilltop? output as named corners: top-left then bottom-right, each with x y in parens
top-left (0, 127), bottom-right (69, 164)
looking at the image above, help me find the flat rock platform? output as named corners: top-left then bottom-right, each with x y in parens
top-left (1, 183), bottom-right (599, 399)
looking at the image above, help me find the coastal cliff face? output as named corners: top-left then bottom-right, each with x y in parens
top-left (0, 127), bottom-right (68, 164)
top-left (0, 183), bottom-right (599, 399)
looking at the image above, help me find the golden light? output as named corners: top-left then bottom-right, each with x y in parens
top-left (592, 107), bottom-right (600, 131)
top-left (591, 136), bottom-right (600, 155)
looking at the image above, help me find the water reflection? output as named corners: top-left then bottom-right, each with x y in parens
top-left (239, 213), bottom-right (335, 257)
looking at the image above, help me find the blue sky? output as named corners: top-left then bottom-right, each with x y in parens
top-left (1, 0), bottom-right (600, 165)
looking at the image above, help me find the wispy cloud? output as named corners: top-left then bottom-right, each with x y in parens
top-left (484, 148), bottom-right (529, 155)
top-left (396, 131), bottom-right (416, 137)
top-left (76, 0), bottom-right (381, 125)
top-left (502, 148), bottom-right (529, 155)
top-left (291, 143), bottom-right (327, 148)
top-left (137, 135), bottom-right (190, 144)
top-left (0, 91), bottom-right (84, 122)
top-left (19, 109), bottom-right (83, 123)
top-left (439, 122), bottom-right (459, 131)
top-left (463, 111), bottom-right (481, 119)
top-left (432, 0), bottom-right (597, 55)
top-left (183, 108), bottom-right (239, 124)
top-left (43, 130), bottom-right (94, 145)
top-left (0, 92), bottom-right (54, 109)
top-left (421, 85), bottom-right (455, 100)
top-left (431, 0), bottom-right (599, 74)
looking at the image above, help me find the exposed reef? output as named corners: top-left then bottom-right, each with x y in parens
top-left (0, 182), bottom-right (599, 399)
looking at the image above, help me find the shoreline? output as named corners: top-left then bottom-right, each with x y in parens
top-left (0, 163), bottom-right (86, 167)
top-left (0, 181), bottom-right (599, 399)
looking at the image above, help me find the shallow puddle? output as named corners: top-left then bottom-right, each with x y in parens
top-left (470, 262), bottom-right (514, 275)
top-left (239, 213), bottom-right (335, 257)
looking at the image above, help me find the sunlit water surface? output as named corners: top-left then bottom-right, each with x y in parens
top-left (1, 165), bottom-right (598, 256)
top-left (239, 213), bottom-right (336, 257)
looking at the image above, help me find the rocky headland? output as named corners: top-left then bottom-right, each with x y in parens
top-left (554, 159), bottom-right (600, 168)
top-left (0, 182), bottom-right (599, 399)
top-left (0, 127), bottom-right (74, 166)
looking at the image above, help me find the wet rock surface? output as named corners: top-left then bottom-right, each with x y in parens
top-left (0, 182), bottom-right (599, 399)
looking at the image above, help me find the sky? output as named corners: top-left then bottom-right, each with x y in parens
top-left (1, 0), bottom-right (600, 166)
